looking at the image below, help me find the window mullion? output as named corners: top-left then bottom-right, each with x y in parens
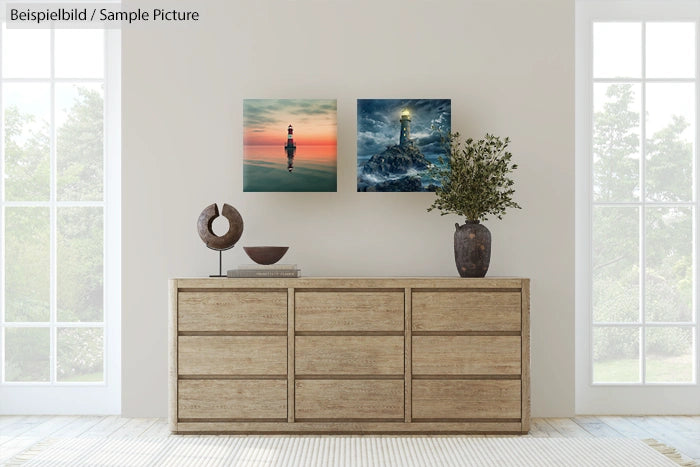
top-left (593, 321), bottom-right (697, 327)
top-left (593, 77), bottom-right (695, 84)
top-left (102, 28), bottom-right (108, 384)
top-left (49, 27), bottom-right (57, 385)
top-left (593, 201), bottom-right (696, 207)
top-left (1, 77), bottom-right (103, 84)
top-left (588, 18), bottom-right (596, 388)
top-left (2, 201), bottom-right (105, 208)
top-left (695, 18), bottom-right (700, 384)
top-left (0, 21), bottom-right (5, 385)
top-left (640, 21), bottom-right (648, 385)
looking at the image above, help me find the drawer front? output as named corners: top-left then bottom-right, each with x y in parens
top-left (412, 380), bottom-right (521, 419)
top-left (178, 336), bottom-right (286, 375)
top-left (295, 291), bottom-right (404, 331)
top-left (295, 380), bottom-right (403, 420)
top-left (412, 291), bottom-right (521, 332)
top-left (178, 291), bottom-right (286, 332)
top-left (178, 380), bottom-right (287, 420)
top-left (413, 336), bottom-right (521, 375)
top-left (296, 336), bottom-right (403, 375)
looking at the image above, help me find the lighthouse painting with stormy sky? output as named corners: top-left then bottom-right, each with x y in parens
top-left (244, 99), bottom-right (337, 192)
top-left (357, 99), bottom-right (451, 192)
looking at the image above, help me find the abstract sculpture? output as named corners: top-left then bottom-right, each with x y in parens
top-left (197, 203), bottom-right (244, 277)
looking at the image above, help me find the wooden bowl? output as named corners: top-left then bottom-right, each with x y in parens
top-left (243, 246), bottom-right (289, 265)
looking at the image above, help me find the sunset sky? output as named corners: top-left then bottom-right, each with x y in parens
top-left (244, 99), bottom-right (337, 146)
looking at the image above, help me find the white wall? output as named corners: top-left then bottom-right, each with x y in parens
top-left (122, 0), bottom-right (574, 417)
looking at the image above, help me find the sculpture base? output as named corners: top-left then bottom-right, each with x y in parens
top-left (210, 250), bottom-right (225, 277)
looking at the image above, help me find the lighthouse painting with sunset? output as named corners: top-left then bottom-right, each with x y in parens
top-left (357, 99), bottom-right (451, 192)
top-left (244, 99), bottom-right (337, 192)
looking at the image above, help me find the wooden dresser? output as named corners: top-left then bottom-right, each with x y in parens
top-left (169, 277), bottom-right (530, 434)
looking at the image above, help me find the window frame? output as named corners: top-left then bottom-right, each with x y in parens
top-left (0, 16), bottom-right (120, 413)
top-left (576, 0), bottom-right (700, 414)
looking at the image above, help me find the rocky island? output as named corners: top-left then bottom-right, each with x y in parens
top-left (358, 109), bottom-right (437, 192)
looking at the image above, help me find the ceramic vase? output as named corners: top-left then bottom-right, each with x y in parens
top-left (454, 221), bottom-right (491, 278)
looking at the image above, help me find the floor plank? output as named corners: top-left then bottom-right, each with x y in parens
top-left (49, 416), bottom-right (105, 438)
top-left (644, 416), bottom-right (700, 460)
top-left (543, 418), bottom-right (594, 438)
top-left (109, 418), bottom-right (159, 438)
top-left (0, 416), bottom-right (48, 440)
top-left (141, 418), bottom-right (171, 438)
top-left (597, 416), bottom-right (656, 438)
top-left (626, 416), bottom-right (700, 461)
top-left (80, 416), bottom-right (131, 438)
top-left (0, 416), bottom-right (22, 430)
top-left (661, 416), bottom-right (700, 434)
top-left (572, 416), bottom-right (624, 438)
top-left (529, 418), bottom-right (560, 438)
top-left (0, 416), bottom-right (77, 463)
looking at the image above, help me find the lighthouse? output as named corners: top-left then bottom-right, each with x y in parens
top-left (399, 109), bottom-right (411, 146)
top-left (285, 124), bottom-right (296, 149)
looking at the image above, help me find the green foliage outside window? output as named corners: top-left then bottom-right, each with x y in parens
top-left (4, 86), bottom-right (105, 382)
top-left (593, 84), bottom-right (693, 366)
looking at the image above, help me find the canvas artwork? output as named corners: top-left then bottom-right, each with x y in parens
top-left (357, 99), bottom-right (451, 192)
top-left (243, 99), bottom-right (337, 192)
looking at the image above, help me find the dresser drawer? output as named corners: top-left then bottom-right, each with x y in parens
top-left (178, 336), bottom-right (286, 376)
top-left (412, 291), bottom-right (521, 332)
top-left (295, 380), bottom-right (403, 420)
top-left (295, 336), bottom-right (403, 375)
top-left (295, 291), bottom-right (404, 331)
top-left (179, 380), bottom-right (287, 420)
top-left (413, 336), bottom-right (521, 375)
top-left (412, 380), bottom-right (521, 420)
top-left (178, 291), bottom-right (286, 332)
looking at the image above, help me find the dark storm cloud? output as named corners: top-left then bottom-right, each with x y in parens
top-left (356, 99), bottom-right (451, 158)
top-left (415, 132), bottom-right (445, 154)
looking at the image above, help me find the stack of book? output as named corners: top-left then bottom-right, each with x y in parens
top-left (227, 264), bottom-right (301, 278)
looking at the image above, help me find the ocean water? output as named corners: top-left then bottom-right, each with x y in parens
top-left (356, 153), bottom-right (442, 190)
top-left (244, 145), bottom-right (337, 192)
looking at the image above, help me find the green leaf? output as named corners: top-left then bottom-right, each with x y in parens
top-left (426, 130), bottom-right (522, 222)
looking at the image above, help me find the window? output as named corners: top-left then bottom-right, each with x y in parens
top-left (0, 19), bottom-right (120, 413)
top-left (576, 1), bottom-right (700, 413)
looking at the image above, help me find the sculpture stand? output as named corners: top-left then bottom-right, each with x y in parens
top-left (210, 250), bottom-right (225, 278)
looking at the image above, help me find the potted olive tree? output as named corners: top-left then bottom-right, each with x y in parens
top-left (428, 132), bottom-right (521, 277)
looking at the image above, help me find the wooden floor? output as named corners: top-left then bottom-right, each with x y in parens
top-left (1, 416), bottom-right (699, 464)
